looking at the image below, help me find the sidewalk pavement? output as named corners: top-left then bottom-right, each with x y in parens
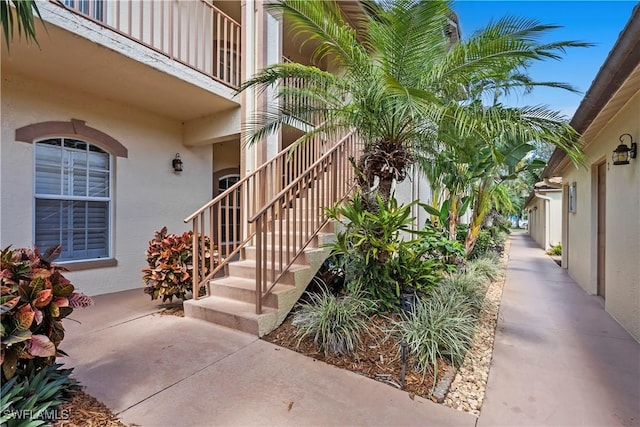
top-left (62, 291), bottom-right (474, 426)
top-left (60, 232), bottom-right (639, 426)
top-left (479, 232), bottom-right (640, 426)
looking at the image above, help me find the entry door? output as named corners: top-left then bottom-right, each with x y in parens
top-left (597, 162), bottom-right (606, 298)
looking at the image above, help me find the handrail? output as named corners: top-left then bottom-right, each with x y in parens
top-left (251, 131), bottom-right (363, 313)
top-left (52, 0), bottom-right (241, 88)
top-left (185, 128), bottom-right (351, 300)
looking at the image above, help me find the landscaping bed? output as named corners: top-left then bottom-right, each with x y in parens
top-left (54, 390), bottom-right (128, 427)
top-left (264, 312), bottom-right (450, 397)
top-left (263, 238), bottom-right (510, 413)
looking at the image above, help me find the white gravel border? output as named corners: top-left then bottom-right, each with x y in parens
top-left (442, 237), bottom-right (511, 415)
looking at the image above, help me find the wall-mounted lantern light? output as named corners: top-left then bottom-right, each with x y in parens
top-left (172, 153), bottom-right (183, 172)
top-left (612, 134), bottom-right (637, 165)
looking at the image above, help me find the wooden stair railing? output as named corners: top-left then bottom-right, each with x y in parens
top-left (184, 129), bottom-right (354, 301)
top-left (250, 131), bottom-right (362, 314)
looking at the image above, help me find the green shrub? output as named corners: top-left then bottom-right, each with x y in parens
top-left (326, 194), bottom-right (416, 310)
top-left (391, 242), bottom-right (445, 297)
top-left (1, 246), bottom-right (93, 382)
top-left (467, 256), bottom-right (501, 283)
top-left (306, 254), bottom-right (346, 297)
top-left (490, 215), bottom-right (513, 235)
top-left (1, 363), bottom-right (79, 427)
top-left (457, 224), bottom-right (507, 259)
top-left (327, 195), bottom-right (462, 311)
top-left (438, 271), bottom-right (486, 312)
top-left (414, 223), bottom-right (465, 269)
top-left (391, 292), bottom-right (475, 382)
top-left (292, 287), bottom-right (374, 356)
top-left (547, 244), bottom-right (562, 256)
top-left (490, 230), bottom-right (508, 254)
top-left (469, 229), bottom-right (493, 259)
top-left (142, 227), bottom-right (216, 302)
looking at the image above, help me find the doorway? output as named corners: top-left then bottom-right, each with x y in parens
top-left (596, 162), bottom-right (606, 299)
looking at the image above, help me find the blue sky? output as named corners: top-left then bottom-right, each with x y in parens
top-left (451, 1), bottom-right (638, 118)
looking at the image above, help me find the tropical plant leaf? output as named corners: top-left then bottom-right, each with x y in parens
top-left (15, 304), bottom-right (34, 330)
top-left (2, 348), bottom-right (18, 379)
top-left (67, 292), bottom-right (93, 308)
top-left (27, 334), bottom-right (56, 357)
top-left (32, 288), bottom-right (52, 308)
top-left (41, 245), bottom-right (62, 263)
top-left (3, 327), bottom-right (31, 346)
top-left (0, 296), bottom-right (20, 314)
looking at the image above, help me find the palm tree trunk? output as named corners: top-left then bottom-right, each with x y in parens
top-left (464, 181), bottom-right (491, 256)
top-left (448, 194), bottom-right (460, 241)
top-left (378, 177), bottom-right (393, 201)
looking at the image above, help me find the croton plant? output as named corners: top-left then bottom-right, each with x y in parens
top-left (0, 245), bottom-right (93, 381)
top-left (142, 227), bottom-right (216, 303)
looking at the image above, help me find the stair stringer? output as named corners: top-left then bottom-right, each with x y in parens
top-left (255, 235), bottom-right (334, 336)
top-left (183, 231), bottom-right (335, 337)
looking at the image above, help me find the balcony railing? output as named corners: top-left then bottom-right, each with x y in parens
top-left (55, 0), bottom-right (241, 88)
top-left (281, 57), bottom-right (323, 126)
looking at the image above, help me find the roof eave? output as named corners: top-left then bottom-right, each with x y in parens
top-left (543, 4), bottom-right (640, 178)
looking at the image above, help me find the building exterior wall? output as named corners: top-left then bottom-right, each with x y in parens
top-left (1, 73), bottom-right (213, 296)
top-left (547, 192), bottom-right (562, 247)
top-left (560, 89), bottom-right (640, 341)
top-left (527, 197), bottom-right (545, 248)
top-left (526, 191), bottom-right (562, 250)
top-left (394, 166), bottom-right (434, 230)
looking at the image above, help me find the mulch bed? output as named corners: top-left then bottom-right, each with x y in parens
top-left (158, 306), bottom-right (184, 317)
top-left (263, 311), bottom-right (451, 400)
top-left (54, 390), bottom-right (130, 427)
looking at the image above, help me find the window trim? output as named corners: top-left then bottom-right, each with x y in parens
top-left (33, 137), bottom-right (115, 266)
top-left (16, 119), bottom-right (128, 158)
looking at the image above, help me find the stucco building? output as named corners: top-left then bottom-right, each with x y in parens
top-left (524, 180), bottom-right (562, 251)
top-left (1, 1), bottom-right (447, 334)
top-left (543, 4), bottom-right (640, 342)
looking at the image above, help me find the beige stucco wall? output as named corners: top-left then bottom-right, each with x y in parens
top-left (213, 140), bottom-right (241, 174)
top-left (394, 166), bottom-right (433, 230)
top-left (560, 89), bottom-right (640, 341)
top-left (526, 197), bottom-right (546, 248)
top-left (1, 73), bottom-right (213, 296)
top-left (526, 191), bottom-right (562, 250)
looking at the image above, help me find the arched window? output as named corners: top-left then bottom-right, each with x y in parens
top-left (34, 138), bottom-right (111, 261)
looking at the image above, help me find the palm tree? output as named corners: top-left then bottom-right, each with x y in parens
top-left (239, 0), bottom-right (588, 206)
top-left (1, 0), bottom-right (41, 51)
top-left (420, 102), bottom-right (581, 256)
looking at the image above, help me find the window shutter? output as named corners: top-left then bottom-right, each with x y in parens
top-left (35, 139), bottom-right (111, 261)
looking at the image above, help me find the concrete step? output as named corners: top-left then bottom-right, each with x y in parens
top-left (184, 296), bottom-right (278, 336)
top-left (257, 230), bottom-right (336, 247)
top-left (243, 245), bottom-right (322, 265)
top-left (227, 259), bottom-right (307, 284)
top-left (267, 220), bottom-right (335, 234)
top-left (184, 220), bottom-right (335, 336)
top-left (209, 276), bottom-right (296, 308)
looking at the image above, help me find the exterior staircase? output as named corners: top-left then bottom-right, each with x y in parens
top-left (183, 131), bottom-right (361, 336)
top-left (184, 215), bottom-right (335, 336)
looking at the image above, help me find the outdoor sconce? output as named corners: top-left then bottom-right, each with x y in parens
top-left (172, 153), bottom-right (183, 172)
top-left (612, 134), bottom-right (637, 165)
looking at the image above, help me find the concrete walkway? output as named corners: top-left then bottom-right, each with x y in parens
top-left (479, 233), bottom-right (640, 426)
top-left (62, 291), bottom-right (474, 426)
top-left (60, 233), bottom-right (639, 426)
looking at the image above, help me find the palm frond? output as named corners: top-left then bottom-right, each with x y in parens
top-left (1, 0), bottom-right (42, 51)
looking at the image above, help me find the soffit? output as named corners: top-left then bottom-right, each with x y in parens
top-left (1, 17), bottom-right (238, 122)
top-left (581, 63), bottom-right (640, 146)
top-left (555, 63), bottom-right (640, 174)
